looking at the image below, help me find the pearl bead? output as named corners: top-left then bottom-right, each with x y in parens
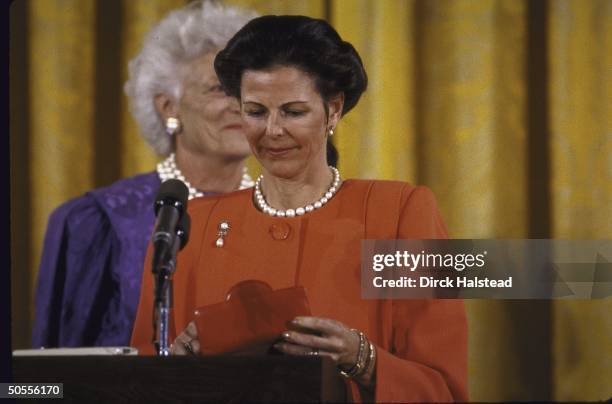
top-left (157, 153), bottom-right (253, 200)
top-left (253, 166), bottom-right (341, 217)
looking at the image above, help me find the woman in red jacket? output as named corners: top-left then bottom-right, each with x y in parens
top-left (132, 15), bottom-right (468, 403)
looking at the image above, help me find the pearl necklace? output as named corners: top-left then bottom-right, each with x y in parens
top-left (156, 153), bottom-right (254, 200)
top-left (254, 166), bottom-right (341, 217)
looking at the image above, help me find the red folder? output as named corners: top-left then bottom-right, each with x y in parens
top-left (193, 280), bottom-right (311, 354)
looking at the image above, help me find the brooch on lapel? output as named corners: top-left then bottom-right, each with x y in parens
top-left (215, 221), bottom-right (230, 248)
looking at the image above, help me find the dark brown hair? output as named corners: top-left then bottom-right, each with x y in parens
top-left (214, 15), bottom-right (367, 116)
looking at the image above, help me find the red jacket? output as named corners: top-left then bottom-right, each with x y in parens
top-left (131, 179), bottom-right (468, 402)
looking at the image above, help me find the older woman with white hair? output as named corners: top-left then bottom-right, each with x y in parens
top-left (32, 0), bottom-right (258, 348)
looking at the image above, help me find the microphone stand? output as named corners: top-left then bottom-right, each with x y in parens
top-left (153, 229), bottom-right (182, 356)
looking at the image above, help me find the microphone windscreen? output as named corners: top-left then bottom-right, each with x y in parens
top-left (155, 179), bottom-right (189, 206)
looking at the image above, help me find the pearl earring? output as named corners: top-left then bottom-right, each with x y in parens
top-left (328, 127), bottom-right (335, 137)
top-left (165, 117), bottom-right (181, 136)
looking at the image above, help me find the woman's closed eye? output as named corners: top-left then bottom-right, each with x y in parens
top-left (244, 108), bottom-right (266, 117)
top-left (283, 109), bottom-right (306, 117)
top-left (242, 106), bottom-right (307, 118)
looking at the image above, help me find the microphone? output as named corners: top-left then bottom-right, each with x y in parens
top-left (153, 212), bottom-right (190, 307)
top-left (152, 179), bottom-right (189, 273)
top-left (175, 211), bottom-right (191, 250)
top-left (151, 180), bottom-right (190, 356)
top-left (154, 212), bottom-right (191, 279)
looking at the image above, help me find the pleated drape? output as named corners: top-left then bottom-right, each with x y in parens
top-left (333, 0), bottom-right (416, 183)
top-left (9, 0), bottom-right (611, 401)
top-left (549, 1), bottom-right (612, 400)
top-left (28, 0), bottom-right (96, 291)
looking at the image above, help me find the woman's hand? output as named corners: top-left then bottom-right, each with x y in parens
top-left (274, 316), bottom-right (376, 387)
top-left (170, 320), bottom-right (200, 355)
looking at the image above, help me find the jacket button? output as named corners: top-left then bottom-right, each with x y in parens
top-left (269, 222), bottom-right (291, 240)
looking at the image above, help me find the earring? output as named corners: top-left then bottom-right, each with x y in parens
top-left (165, 117), bottom-right (181, 136)
top-left (328, 127), bottom-right (335, 137)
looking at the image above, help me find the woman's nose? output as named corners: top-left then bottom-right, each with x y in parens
top-left (265, 115), bottom-right (283, 137)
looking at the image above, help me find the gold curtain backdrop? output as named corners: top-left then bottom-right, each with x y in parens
top-left (9, 0), bottom-right (611, 401)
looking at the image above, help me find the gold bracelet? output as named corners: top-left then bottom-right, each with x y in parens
top-left (353, 340), bottom-right (374, 380)
top-left (362, 340), bottom-right (374, 371)
top-left (339, 329), bottom-right (369, 379)
top-left (366, 341), bottom-right (376, 374)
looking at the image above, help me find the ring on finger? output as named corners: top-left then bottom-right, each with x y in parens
top-left (309, 347), bottom-right (319, 356)
top-left (183, 339), bottom-right (195, 355)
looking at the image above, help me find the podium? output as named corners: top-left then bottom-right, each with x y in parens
top-left (12, 355), bottom-right (347, 403)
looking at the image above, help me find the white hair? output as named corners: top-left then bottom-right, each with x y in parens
top-left (124, 0), bottom-right (257, 156)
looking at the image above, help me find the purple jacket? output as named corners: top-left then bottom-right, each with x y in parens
top-left (32, 172), bottom-right (162, 347)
